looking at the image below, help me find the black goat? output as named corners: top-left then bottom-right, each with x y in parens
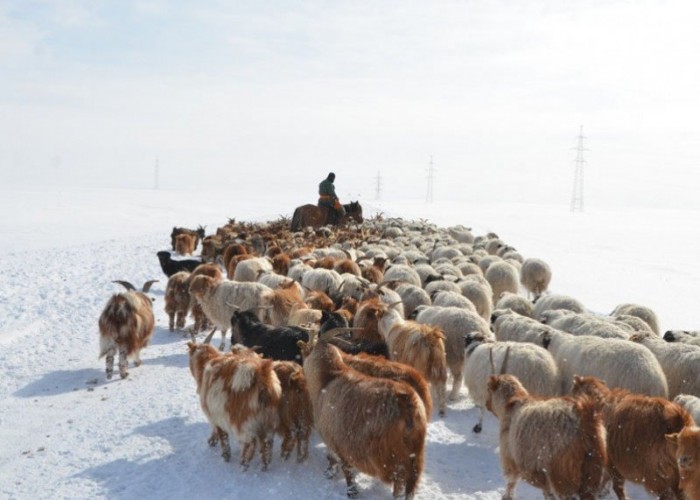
top-left (230, 310), bottom-right (309, 363)
top-left (320, 310), bottom-right (390, 359)
top-left (170, 225), bottom-right (206, 251)
top-left (156, 251), bottom-right (202, 278)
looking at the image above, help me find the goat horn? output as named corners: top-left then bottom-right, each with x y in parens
top-left (388, 300), bottom-right (403, 309)
top-left (142, 280), bottom-right (159, 293)
top-left (202, 328), bottom-right (217, 345)
top-left (319, 327), bottom-right (360, 341)
top-left (500, 346), bottom-right (511, 375)
top-left (113, 280), bottom-right (135, 291)
top-left (225, 301), bottom-right (241, 311)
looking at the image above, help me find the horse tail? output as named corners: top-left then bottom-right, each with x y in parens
top-left (291, 207), bottom-right (303, 231)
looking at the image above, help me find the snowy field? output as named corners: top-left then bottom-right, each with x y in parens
top-left (1, 186), bottom-right (698, 499)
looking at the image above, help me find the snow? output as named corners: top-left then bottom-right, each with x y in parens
top-left (1, 186), bottom-right (696, 499)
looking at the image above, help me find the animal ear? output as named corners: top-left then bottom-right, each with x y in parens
top-left (187, 342), bottom-right (198, 354)
top-left (665, 433), bottom-right (680, 448)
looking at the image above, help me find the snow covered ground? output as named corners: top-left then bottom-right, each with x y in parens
top-left (1, 186), bottom-right (697, 499)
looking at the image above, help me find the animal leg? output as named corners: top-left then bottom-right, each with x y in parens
top-left (502, 478), bottom-right (517, 500)
top-left (218, 428), bottom-right (231, 462)
top-left (207, 428), bottom-right (220, 447)
top-left (133, 349), bottom-right (142, 367)
top-left (105, 346), bottom-right (116, 380)
top-left (168, 312), bottom-right (175, 332)
top-left (280, 431), bottom-right (294, 460)
top-left (473, 406), bottom-right (485, 433)
top-left (118, 346), bottom-right (129, 379)
top-left (176, 311), bottom-right (186, 330)
top-left (324, 453), bottom-right (340, 479)
top-left (436, 381), bottom-right (447, 417)
top-left (391, 466), bottom-right (406, 499)
top-left (609, 465), bottom-right (628, 500)
top-left (448, 365), bottom-right (463, 401)
top-left (259, 435), bottom-right (274, 471)
top-left (218, 329), bottom-right (228, 351)
top-left (296, 429), bottom-right (309, 462)
top-left (240, 439), bottom-right (256, 470)
top-left (340, 459), bottom-right (359, 498)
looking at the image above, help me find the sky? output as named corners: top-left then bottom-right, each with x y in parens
top-left (1, 0), bottom-right (700, 207)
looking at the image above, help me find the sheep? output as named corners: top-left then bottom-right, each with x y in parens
top-left (423, 279), bottom-right (462, 297)
top-left (519, 258), bottom-right (551, 301)
top-left (539, 310), bottom-right (630, 339)
top-left (457, 276), bottom-right (493, 322)
top-left (674, 394), bottom-right (700, 424)
top-left (629, 333), bottom-right (700, 398)
top-left (431, 290), bottom-right (476, 312)
top-left (664, 330), bottom-right (700, 348)
top-left (572, 375), bottom-right (692, 500)
top-left (378, 306), bottom-right (448, 416)
top-left (486, 374), bottom-right (606, 500)
top-left (188, 275), bottom-right (272, 351)
top-left (492, 308), bottom-right (553, 344)
top-left (301, 340), bottom-right (427, 499)
top-left (164, 271), bottom-right (191, 332)
top-left (612, 314), bottom-right (654, 334)
top-left (484, 261), bottom-right (519, 306)
top-left (156, 250), bottom-right (202, 278)
top-left (391, 282), bottom-right (431, 320)
top-left (336, 273), bottom-right (370, 301)
top-left (271, 360), bottom-right (314, 462)
top-left (411, 305), bottom-right (491, 402)
top-left (464, 334), bottom-right (560, 433)
top-left (532, 293), bottom-right (585, 319)
top-left (382, 264), bottom-right (422, 288)
top-left (494, 292), bottom-right (533, 318)
top-left (611, 303), bottom-right (660, 335)
top-left (230, 310), bottom-right (310, 364)
top-left (301, 268), bottom-right (343, 296)
top-left (187, 337), bottom-right (281, 470)
top-left (98, 280), bottom-right (156, 379)
top-left (175, 232), bottom-right (197, 256)
top-left (666, 426), bottom-right (700, 500)
top-left (233, 257), bottom-right (273, 283)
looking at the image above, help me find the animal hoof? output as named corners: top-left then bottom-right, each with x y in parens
top-left (222, 453), bottom-right (231, 462)
top-left (473, 423), bottom-right (482, 433)
top-left (119, 372), bottom-right (129, 379)
top-left (346, 484), bottom-right (359, 498)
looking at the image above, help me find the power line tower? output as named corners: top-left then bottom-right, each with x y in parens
top-left (570, 126), bottom-right (587, 212)
top-left (426, 155), bottom-right (435, 203)
top-left (154, 157), bottom-right (160, 190)
top-left (374, 170), bottom-right (382, 200)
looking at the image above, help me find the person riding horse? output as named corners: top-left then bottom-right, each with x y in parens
top-left (318, 172), bottom-right (345, 224)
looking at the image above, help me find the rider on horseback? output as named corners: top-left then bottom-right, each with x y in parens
top-left (318, 172), bottom-right (345, 224)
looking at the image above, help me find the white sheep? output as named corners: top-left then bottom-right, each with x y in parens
top-left (233, 256), bottom-right (273, 282)
top-left (431, 290), bottom-right (476, 312)
top-left (673, 394), bottom-right (700, 424)
top-left (393, 282), bottom-right (431, 320)
top-left (463, 333), bottom-right (560, 433)
top-left (383, 264), bottom-right (422, 288)
top-left (424, 279), bottom-right (462, 297)
top-left (519, 258), bottom-right (552, 300)
top-left (484, 261), bottom-right (519, 306)
top-left (664, 330), bottom-right (700, 348)
top-left (629, 333), bottom-right (700, 398)
top-left (413, 305), bottom-right (491, 401)
top-left (492, 308), bottom-right (553, 344)
top-left (611, 303), bottom-right (660, 335)
top-left (494, 292), bottom-right (533, 318)
top-left (189, 275), bottom-right (273, 350)
top-left (300, 268), bottom-right (343, 296)
top-left (458, 276), bottom-right (493, 322)
top-left (539, 310), bottom-right (630, 339)
top-left (532, 293), bottom-right (585, 319)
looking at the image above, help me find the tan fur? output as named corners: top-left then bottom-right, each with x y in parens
top-left (175, 233), bottom-right (196, 256)
top-left (304, 290), bottom-right (334, 312)
top-left (667, 426), bottom-right (700, 500)
top-left (361, 265), bottom-right (384, 285)
top-left (334, 258), bottom-right (361, 276)
top-left (572, 375), bottom-right (692, 499)
top-left (303, 342), bottom-right (426, 498)
top-left (222, 243), bottom-right (248, 271)
top-left (353, 298), bottom-right (385, 343)
top-left (272, 361), bottom-right (314, 462)
top-left (487, 375), bottom-right (606, 500)
top-left (98, 291), bottom-right (154, 379)
top-left (164, 271), bottom-right (191, 331)
top-left (264, 282), bottom-right (304, 327)
top-left (187, 342), bottom-right (281, 470)
top-left (226, 254), bottom-right (255, 280)
top-left (287, 303), bottom-right (322, 328)
top-left (186, 263), bottom-right (222, 334)
top-left (271, 253), bottom-right (291, 276)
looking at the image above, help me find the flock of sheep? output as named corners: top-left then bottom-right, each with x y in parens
top-left (97, 215), bottom-right (700, 499)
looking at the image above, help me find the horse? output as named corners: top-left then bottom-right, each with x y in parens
top-left (290, 201), bottom-right (363, 231)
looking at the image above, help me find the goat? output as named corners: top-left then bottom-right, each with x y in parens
top-left (98, 280), bottom-right (156, 379)
top-left (301, 339), bottom-right (426, 498)
top-left (170, 224), bottom-right (206, 251)
top-left (156, 250), bottom-right (202, 278)
top-left (272, 360), bottom-right (314, 463)
top-left (487, 374), bottom-right (606, 500)
top-left (230, 310), bottom-right (309, 364)
top-left (175, 233), bottom-right (197, 256)
top-left (187, 335), bottom-right (281, 470)
top-left (164, 271), bottom-right (191, 332)
top-left (572, 375), bottom-right (693, 499)
top-left (666, 426), bottom-right (700, 500)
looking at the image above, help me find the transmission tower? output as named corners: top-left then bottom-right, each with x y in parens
top-left (570, 126), bottom-right (587, 212)
top-left (374, 170), bottom-right (382, 200)
top-left (426, 156), bottom-right (435, 203)
top-left (154, 157), bottom-right (160, 190)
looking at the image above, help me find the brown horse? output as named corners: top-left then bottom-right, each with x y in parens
top-left (290, 201), bottom-right (363, 231)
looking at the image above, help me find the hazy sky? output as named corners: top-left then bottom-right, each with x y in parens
top-left (2, 0), bottom-right (699, 207)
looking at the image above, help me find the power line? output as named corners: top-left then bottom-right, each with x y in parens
top-left (375, 170), bottom-right (382, 200)
top-left (570, 126), bottom-right (587, 212)
top-left (154, 157), bottom-right (160, 190)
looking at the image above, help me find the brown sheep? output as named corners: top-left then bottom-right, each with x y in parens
top-left (666, 426), bottom-right (700, 500)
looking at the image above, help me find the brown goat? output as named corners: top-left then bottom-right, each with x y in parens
top-left (187, 340), bottom-right (281, 470)
top-left (272, 360), bottom-right (314, 462)
top-left (264, 280), bottom-right (305, 327)
top-left (175, 233), bottom-right (197, 256)
top-left (572, 375), bottom-right (693, 500)
top-left (302, 341), bottom-right (427, 499)
top-left (352, 297), bottom-right (385, 344)
top-left (164, 271), bottom-right (191, 331)
top-left (226, 253), bottom-right (255, 280)
top-left (98, 285), bottom-right (155, 379)
top-left (304, 290), bottom-right (334, 312)
top-left (667, 426), bottom-right (700, 500)
top-left (271, 253), bottom-right (291, 276)
top-left (334, 258), bottom-right (361, 276)
top-left (487, 374), bottom-right (607, 500)
top-left (222, 243), bottom-right (248, 271)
